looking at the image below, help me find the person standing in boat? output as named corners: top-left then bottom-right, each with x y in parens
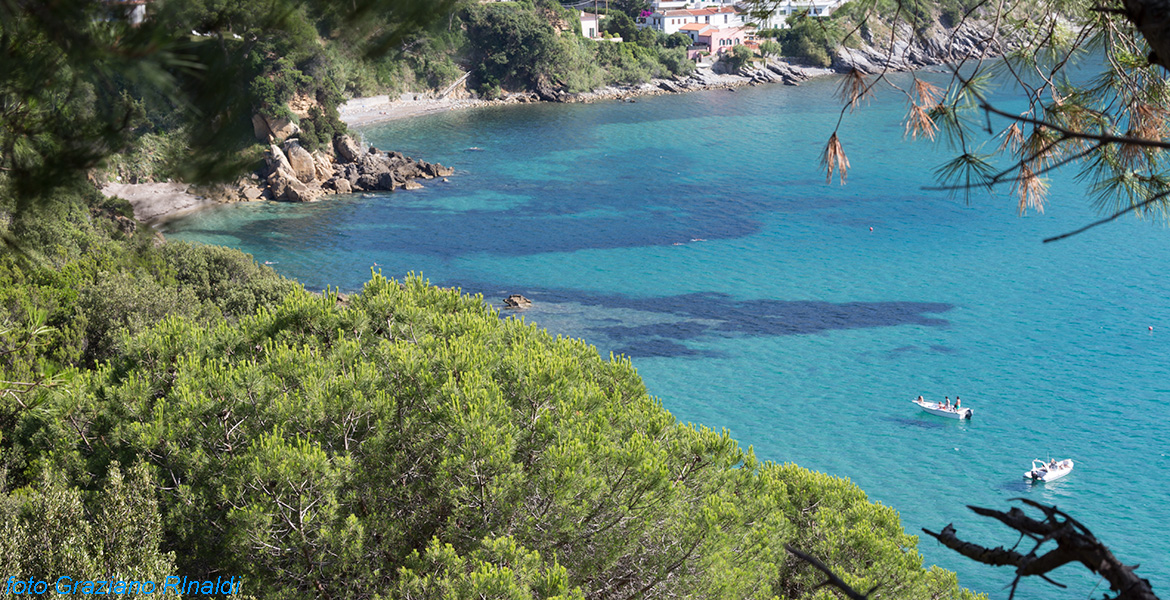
top-left (955, 397), bottom-right (961, 409)
top-left (944, 396), bottom-right (951, 409)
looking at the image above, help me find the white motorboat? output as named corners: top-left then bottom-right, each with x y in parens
top-left (911, 397), bottom-right (973, 419)
top-left (1024, 458), bottom-right (1074, 482)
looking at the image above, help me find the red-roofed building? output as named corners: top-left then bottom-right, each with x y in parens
top-left (636, 5), bottom-right (744, 34)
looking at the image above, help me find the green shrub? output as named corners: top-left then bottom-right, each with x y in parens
top-left (0, 273), bottom-right (979, 600)
top-left (721, 44), bottom-right (757, 72)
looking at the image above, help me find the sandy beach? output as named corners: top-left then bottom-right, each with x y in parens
top-left (101, 182), bottom-right (219, 224)
top-left (333, 65), bottom-right (830, 129)
top-left (338, 94), bottom-right (491, 128)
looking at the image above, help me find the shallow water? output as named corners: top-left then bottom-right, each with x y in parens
top-left (166, 73), bottom-right (1170, 598)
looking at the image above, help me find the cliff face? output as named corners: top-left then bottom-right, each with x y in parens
top-left (831, 20), bottom-right (1002, 73)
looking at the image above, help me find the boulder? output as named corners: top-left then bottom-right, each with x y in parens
top-left (312, 151), bottom-right (334, 181)
top-left (283, 142), bottom-right (317, 183)
top-left (403, 180), bottom-right (423, 190)
top-left (357, 153), bottom-right (391, 175)
top-left (252, 114), bottom-right (273, 141)
top-left (326, 178), bottom-right (352, 194)
top-left (503, 294), bottom-right (533, 309)
top-left (267, 116), bottom-right (300, 142)
top-left (419, 161), bottom-right (454, 178)
top-left (265, 166), bottom-right (319, 202)
top-left (355, 174), bottom-right (380, 191)
top-left (375, 172), bottom-right (402, 191)
top-left (253, 114), bottom-right (300, 143)
top-left (333, 135), bottom-right (363, 163)
top-left (241, 185), bottom-right (264, 200)
top-left (394, 162), bottom-right (422, 180)
top-left (266, 167), bottom-right (296, 200)
top-left (285, 179), bottom-right (321, 203)
top-left (266, 144), bottom-right (293, 177)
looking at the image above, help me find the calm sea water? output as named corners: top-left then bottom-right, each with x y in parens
top-left (165, 73), bottom-right (1170, 598)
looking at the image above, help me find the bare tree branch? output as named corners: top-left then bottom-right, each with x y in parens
top-left (922, 501), bottom-right (1159, 600)
top-left (784, 544), bottom-right (875, 600)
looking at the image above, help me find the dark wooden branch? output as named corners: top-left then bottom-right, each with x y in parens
top-left (784, 544), bottom-right (872, 600)
top-left (1043, 190), bottom-right (1170, 243)
top-left (923, 502), bottom-right (1160, 600)
top-left (923, 524), bottom-right (1029, 567)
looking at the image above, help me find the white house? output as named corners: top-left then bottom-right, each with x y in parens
top-left (581, 11), bottom-right (601, 38)
top-left (636, 6), bottom-right (745, 35)
top-left (648, 0), bottom-right (738, 9)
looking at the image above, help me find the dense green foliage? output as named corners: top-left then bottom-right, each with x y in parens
top-left (0, 462), bottom-right (176, 595)
top-left (462, 1), bottom-right (692, 98)
top-left (3, 272), bottom-right (977, 599)
top-left (0, 187), bottom-right (295, 372)
top-left (760, 16), bottom-right (845, 68)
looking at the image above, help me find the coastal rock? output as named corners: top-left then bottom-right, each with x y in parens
top-left (266, 144), bottom-right (294, 177)
top-left (266, 167), bottom-right (296, 200)
top-left (249, 136), bottom-right (455, 203)
top-left (241, 185), bottom-right (264, 200)
top-left (268, 117), bottom-right (300, 142)
top-left (420, 161), bottom-right (454, 178)
top-left (334, 135), bottom-right (363, 163)
top-left (766, 61), bottom-right (810, 84)
top-left (356, 174), bottom-right (380, 191)
top-left (324, 177), bottom-right (352, 194)
top-left (375, 171), bottom-right (402, 190)
top-left (283, 142), bottom-right (317, 183)
top-left (268, 167), bottom-right (320, 202)
top-left (252, 114), bottom-right (272, 141)
top-left (286, 180), bottom-right (322, 202)
top-left (394, 161), bottom-right (422, 180)
top-left (312, 151), bottom-right (334, 181)
top-left (253, 114), bottom-right (300, 143)
top-left (503, 294), bottom-right (533, 309)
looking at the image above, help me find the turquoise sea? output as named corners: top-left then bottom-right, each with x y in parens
top-left (165, 73), bottom-right (1170, 598)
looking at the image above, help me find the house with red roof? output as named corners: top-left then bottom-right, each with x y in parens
top-left (636, 6), bottom-right (745, 35)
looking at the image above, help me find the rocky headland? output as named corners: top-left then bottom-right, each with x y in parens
top-left (103, 131), bottom-right (454, 224)
top-left (258, 134), bottom-right (453, 203)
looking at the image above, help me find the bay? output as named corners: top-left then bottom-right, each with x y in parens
top-left (164, 73), bottom-right (1170, 598)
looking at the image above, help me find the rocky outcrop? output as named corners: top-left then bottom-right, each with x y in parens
top-left (284, 141), bottom-right (317, 183)
top-left (333, 135), bottom-right (363, 163)
top-left (252, 114), bottom-right (301, 143)
top-left (255, 135), bottom-right (453, 203)
top-left (503, 294), bottom-right (533, 309)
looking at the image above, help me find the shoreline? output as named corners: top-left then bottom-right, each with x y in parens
top-left (113, 50), bottom-right (962, 224)
top-left (106, 66), bottom-right (831, 226)
top-left (338, 62), bottom-right (837, 129)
